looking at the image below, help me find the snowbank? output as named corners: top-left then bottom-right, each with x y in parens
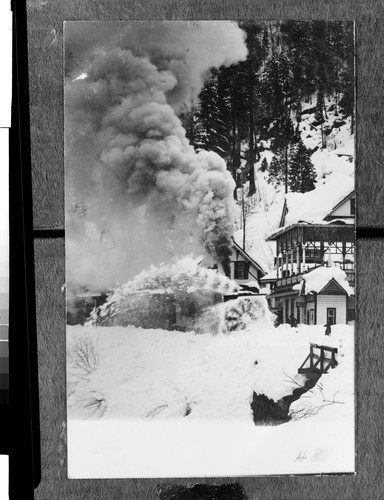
top-left (293, 266), bottom-right (354, 295)
top-left (67, 321), bottom-right (353, 419)
top-left (67, 322), bottom-right (354, 477)
top-left (289, 325), bottom-right (354, 423)
top-left (68, 320), bottom-right (295, 421)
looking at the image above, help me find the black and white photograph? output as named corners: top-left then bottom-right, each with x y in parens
top-left (65, 20), bottom-right (355, 478)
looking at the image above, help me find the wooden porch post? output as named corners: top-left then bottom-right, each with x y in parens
top-left (297, 245), bottom-right (300, 274)
top-left (302, 243), bottom-right (306, 270)
top-left (310, 344), bottom-right (313, 369)
top-left (320, 240), bottom-right (325, 264)
top-left (285, 252), bottom-right (289, 275)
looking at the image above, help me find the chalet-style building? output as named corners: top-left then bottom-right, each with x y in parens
top-left (261, 190), bottom-right (355, 326)
top-left (227, 239), bottom-right (266, 289)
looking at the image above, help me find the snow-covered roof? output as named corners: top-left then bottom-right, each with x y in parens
top-left (326, 190), bottom-right (355, 217)
top-left (324, 218), bottom-right (351, 225)
top-left (241, 280), bottom-right (260, 288)
top-left (292, 266), bottom-right (354, 296)
top-left (285, 186), bottom-right (353, 226)
top-left (278, 177), bottom-right (354, 229)
top-left (259, 269), bottom-right (277, 282)
top-left (267, 222), bottom-right (352, 241)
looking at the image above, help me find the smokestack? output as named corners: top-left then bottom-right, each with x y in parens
top-left (65, 21), bottom-right (247, 291)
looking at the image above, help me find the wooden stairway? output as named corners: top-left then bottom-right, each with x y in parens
top-left (298, 343), bottom-right (338, 378)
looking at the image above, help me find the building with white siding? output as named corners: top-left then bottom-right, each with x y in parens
top-left (261, 190), bottom-right (355, 326)
top-left (227, 239), bottom-right (266, 288)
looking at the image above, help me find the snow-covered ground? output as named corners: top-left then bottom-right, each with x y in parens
top-left (67, 314), bottom-right (354, 477)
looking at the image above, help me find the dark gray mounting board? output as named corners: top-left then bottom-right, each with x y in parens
top-left (27, 1), bottom-right (384, 498)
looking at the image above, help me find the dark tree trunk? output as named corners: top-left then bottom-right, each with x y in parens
top-left (284, 143), bottom-right (289, 194)
top-left (231, 94), bottom-right (238, 200)
top-left (248, 75), bottom-right (257, 196)
top-left (242, 196), bottom-right (246, 250)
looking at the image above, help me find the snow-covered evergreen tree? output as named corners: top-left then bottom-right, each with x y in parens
top-left (288, 138), bottom-right (317, 193)
top-left (268, 149), bottom-right (286, 186)
top-left (260, 157), bottom-right (269, 172)
top-left (184, 20), bottom-right (354, 197)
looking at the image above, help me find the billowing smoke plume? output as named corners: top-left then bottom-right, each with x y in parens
top-left (65, 21), bottom-right (247, 292)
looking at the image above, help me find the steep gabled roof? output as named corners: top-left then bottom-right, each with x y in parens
top-left (232, 239), bottom-right (266, 277)
top-left (259, 269), bottom-right (277, 282)
top-left (279, 199), bottom-right (289, 228)
top-left (278, 186), bottom-right (355, 229)
top-left (325, 190), bottom-right (355, 217)
top-left (292, 266), bottom-right (354, 296)
top-left (318, 277), bottom-right (348, 295)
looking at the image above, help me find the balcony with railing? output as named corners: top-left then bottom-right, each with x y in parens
top-left (274, 265), bottom-right (355, 291)
top-left (276, 272), bottom-right (305, 289)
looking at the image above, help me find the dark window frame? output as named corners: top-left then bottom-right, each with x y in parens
top-left (350, 198), bottom-right (355, 215)
top-left (234, 261), bottom-right (249, 280)
top-left (326, 307), bottom-right (337, 325)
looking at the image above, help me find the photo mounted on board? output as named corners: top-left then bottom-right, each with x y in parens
top-left (64, 20), bottom-right (355, 478)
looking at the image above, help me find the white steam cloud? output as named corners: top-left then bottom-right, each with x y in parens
top-left (65, 21), bottom-right (248, 292)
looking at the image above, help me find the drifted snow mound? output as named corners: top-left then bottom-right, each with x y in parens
top-left (293, 266), bottom-right (354, 295)
top-left (288, 325), bottom-right (354, 423)
top-left (67, 323), bottom-right (353, 422)
top-left (88, 257), bottom-right (239, 327)
top-left (196, 295), bottom-right (274, 334)
top-left (224, 296), bottom-right (274, 332)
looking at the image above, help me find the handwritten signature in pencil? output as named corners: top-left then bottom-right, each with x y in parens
top-left (295, 449), bottom-right (325, 463)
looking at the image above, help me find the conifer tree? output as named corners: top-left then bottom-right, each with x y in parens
top-left (271, 114), bottom-right (296, 193)
top-left (288, 139), bottom-right (317, 193)
top-left (338, 22), bottom-right (355, 132)
top-left (187, 19), bottom-right (354, 199)
top-left (268, 149), bottom-right (286, 186)
top-left (180, 105), bottom-right (204, 151)
top-left (260, 157), bottom-right (269, 172)
top-left (315, 87), bottom-right (327, 148)
top-left (240, 21), bottom-right (264, 196)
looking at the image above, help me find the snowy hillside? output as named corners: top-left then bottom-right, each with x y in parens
top-left (234, 97), bottom-right (354, 271)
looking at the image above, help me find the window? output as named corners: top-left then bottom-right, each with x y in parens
top-left (305, 241), bottom-right (322, 261)
top-left (307, 309), bottom-right (315, 325)
top-left (326, 307), bottom-right (336, 325)
top-left (350, 198), bottom-right (355, 215)
top-left (234, 261), bottom-right (248, 280)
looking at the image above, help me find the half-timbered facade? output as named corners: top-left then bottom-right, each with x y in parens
top-left (228, 239), bottom-right (266, 288)
top-left (263, 191), bottom-right (355, 326)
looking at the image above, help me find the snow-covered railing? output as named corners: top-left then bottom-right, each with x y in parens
top-left (276, 272), bottom-right (305, 288)
top-left (298, 343), bottom-right (338, 376)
